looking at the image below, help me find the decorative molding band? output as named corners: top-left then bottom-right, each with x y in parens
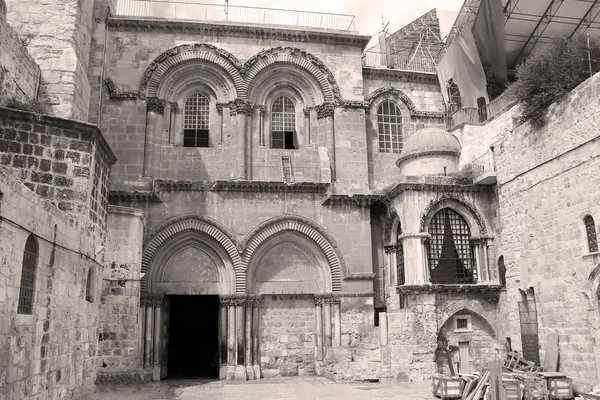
top-left (344, 273), bottom-right (375, 280)
top-left (366, 86), bottom-right (445, 119)
top-left (105, 78), bottom-right (138, 100)
top-left (108, 190), bottom-right (161, 203)
top-left (396, 149), bottom-right (460, 166)
top-left (321, 194), bottom-right (382, 207)
top-left (313, 102), bottom-right (335, 118)
top-left (108, 18), bottom-right (372, 49)
top-left (211, 180), bottom-right (329, 194)
top-left (146, 97), bottom-right (167, 114)
top-left (141, 296), bottom-right (164, 306)
top-left (396, 284), bottom-right (502, 297)
top-left (335, 100), bottom-right (369, 110)
top-left (142, 216), bottom-right (244, 294)
top-left (241, 216), bottom-right (347, 292)
top-left (154, 179), bottom-right (208, 192)
top-left (362, 67), bottom-right (440, 84)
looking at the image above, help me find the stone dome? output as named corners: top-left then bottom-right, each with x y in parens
top-left (396, 127), bottom-right (462, 175)
top-left (397, 127), bottom-right (461, 164)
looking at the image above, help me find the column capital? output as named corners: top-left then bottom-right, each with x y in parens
top-left (314, 297), bottom-right (324, 306)
top-left (216, 102), bottom-right (226, 115)
top-left (141, 296), bottom-right (163, 307)
top-left (146, 97), bottom-right (167, 114)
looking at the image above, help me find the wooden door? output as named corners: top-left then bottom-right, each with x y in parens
top-left (458, 342), bottom-right (470, 374)
top-left (160, 296), bottom-right (171, 379)
top-left (518, 299), bottom-right (540, 365)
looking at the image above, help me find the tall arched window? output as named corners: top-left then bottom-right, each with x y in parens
top-left (271, 95), bottom-right (296, 149)
top-left (585, 215), bottom-right (598, 253)
top-left (183, 93), bottom-right (210, 147)
top-left (377, 100), bottom-right (403, 153)
top-left (18, 234), bottom-right (38, 314)
top-left (427, 208), bottom-right (476, 284)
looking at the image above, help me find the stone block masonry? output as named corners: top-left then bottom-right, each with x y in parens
top-left (0, 107), bottom-right (116, 239)
top-left (0, 167), bottom-right (102, 400)
top-left (5, 0), bottom-right (94, 120)
top-left (0, 1), bottom-right (40, 105)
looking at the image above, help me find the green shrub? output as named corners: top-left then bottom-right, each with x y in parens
top-left (512, 34), bottom-right (600, 124)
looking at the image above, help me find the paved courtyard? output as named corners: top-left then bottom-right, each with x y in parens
top-left (93, 377), bottom-right (436, 400)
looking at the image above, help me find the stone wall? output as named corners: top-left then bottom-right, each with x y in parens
top-left (96, 205), bottom-right (146, 382)
top-left (0, 107), bottom-right (116, 240)
top-left (6, 0), bottom-right (94, 120)
top-left (260, 296), bottom-right (315, 377)
top-left (0, 3), bottom-right (40, 105)
top-left (494, 72), bottom-right (600, 382)
top-left (0, 167), bottom-right (101, 400)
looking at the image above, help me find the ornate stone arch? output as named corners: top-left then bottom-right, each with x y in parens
top-left (366, 86), bottom-right (445, 119)
top-left (241, 215), bottom-right (347, 291)
top-left (583, 264), bottom-right (600, 308)
top-left (139, 43), bottom-right (245, 99)
top-left (242, 47), bottom-right (341, 103)
top-left (142, 215), bottom-right (244, 295)
top-left (419, 195), bottom-right (488, 235)
top-left (383, 208), bottom-right (401, 246)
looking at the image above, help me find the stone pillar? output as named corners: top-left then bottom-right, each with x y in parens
top-left (252, 298), bottom-right (261, 379)
top-left (379, 312), bottom-right (388, 346)
top-left (233, 104), bottom-right (248, 179)
top-left (139, 304), bottom-right (145, 366)
top-left (304, 109), bottom-right (311, 144)
top-left (227, 299), bottom-right (236, 380)
top-left (235, 298), bottom-right (247, 380)
top-left (314, 298), bottom-right (323, 361)
top-left (402, 233), bottom-right (431, 285)
top-left (152, 300), bottom-right (162, 381)
top-left (258, 105), bottom-right (266, 146)
top-left (332, 299), bottom-right (341, 347)
top-left (219, 298), bottom-right (228, 380)
top-left (245, 298), bottom-right (254, 379)
top-left (144, 301), bottom-right (153, 367)
top-left (323, 299), bottom-right (332, 348)
top-left (168, 103), bottom-right (177, 145)
top-left (216, 103), bottom-right (224, 145)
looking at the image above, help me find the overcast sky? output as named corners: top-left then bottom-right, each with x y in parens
top-left (226, 0), bottom-right (464, 37)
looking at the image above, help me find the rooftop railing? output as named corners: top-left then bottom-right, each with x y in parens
top-left (449, 89), bottom-right (517, 130)
top-left (114, 0), bottom-right (357, 31)
top-left (362, 51), bottom-right (437, 73)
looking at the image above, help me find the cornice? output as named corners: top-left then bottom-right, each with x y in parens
top-left (154, 179), bottom-right (208, 192)
top-left (211, 180), bottom-right (330, 193)
top-left (362, 67), bottom-right (440, 85)
top-left (321, 193), bottom-right (381, 207)
top-left (395, 149), bottom-right (460, 166)
top-left (383, 181), bottom-right (487, 201)
top-left (396, 284), bottom-right (502, 297)
top-left (108, 190), bottom-right (161, 203)
top-left (344, 273), bottom-right (375, 281)
top-left (107, 17), bottom-right (372, 48)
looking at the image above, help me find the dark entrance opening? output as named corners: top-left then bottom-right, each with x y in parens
top-left (167, 295), bottom-right (219, 378)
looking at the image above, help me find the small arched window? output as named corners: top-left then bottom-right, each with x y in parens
top-left (427, 208), bottom-right (476, 284)
top-left (585, 215), bottom-right (598, 253)
top-left (85, 267), bottom-right (94, 303)
top-left (377, 100), bottom-right (403, 153)
top-left (271, 96), bottom-right (296, 149)
top-left (183, 93), bottom-right (210, 147)
top-left (18, 235), bottom-right (38, 314)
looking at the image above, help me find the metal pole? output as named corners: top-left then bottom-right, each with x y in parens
top-left (588, 32), bottom-right (593, 77)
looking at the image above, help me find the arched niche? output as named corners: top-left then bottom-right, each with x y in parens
top-left (248, 65), bottom-right (324, 107)
top-left (420, 196), bottom-right (488, 236)
top-left (247, 232), bottom-right (331, 295)
top-left (147, 231), bottom-right (236, 296)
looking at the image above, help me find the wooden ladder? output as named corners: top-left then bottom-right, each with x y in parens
top-left (281, 156), bottom-right (294, 183)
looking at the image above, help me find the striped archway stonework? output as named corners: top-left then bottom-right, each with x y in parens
top-left (139, 44), bottom-right (245, 99)
top-left (241, 216), bottom-right (346, 292)
top-left (242, 47), bottom-right (341, 103)
top-left (141, 217), bottom-right (245, 295)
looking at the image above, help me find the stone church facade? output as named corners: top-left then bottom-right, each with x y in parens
top-left (1, 0), bottom-right (600, 398)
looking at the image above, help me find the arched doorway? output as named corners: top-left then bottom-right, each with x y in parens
top-left (142, 224), bottom-right (238, 380)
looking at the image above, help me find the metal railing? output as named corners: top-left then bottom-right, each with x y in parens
top-left (252, 164), bottom-right (321, 183)
top-left (115, 0), bottom-right (357, 31)
top-left (449, 89), bottom-right (517, 129)
top-left (362, 51), bottom-right (437, 73)
top-left (470, 150), bottom-right (495, 174)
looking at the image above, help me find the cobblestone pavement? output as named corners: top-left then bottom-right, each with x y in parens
top-left (93, 377), bottom-right (436, 399)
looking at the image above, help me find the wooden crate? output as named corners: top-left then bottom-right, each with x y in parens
top-left (432, 374), bottom-right (463, 399)
top-left (582, 394), bottom-right (600, 400)
top-left (548, 378), bottom-right (573, 399)
top-left (523, 376), bottom-right (549, 400)
top-left (503, 378), bottom-right (521, 400)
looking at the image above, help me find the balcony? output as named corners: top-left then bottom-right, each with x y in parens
top-left (469, 151), bottom-right (496, 185)
top-left (114, 0), bottom-right (357, 31)
top-left (361, 52), bottom-right (437, 74)
top-left (449, 89), bottom-right (517, 130)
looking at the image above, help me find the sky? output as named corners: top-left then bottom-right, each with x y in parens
top-left (224, 0), bottom-right (465, 37)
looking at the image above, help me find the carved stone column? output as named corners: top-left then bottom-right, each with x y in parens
top-left (219, 298), bottom-right (228, 380)
top-left (257, 105), bottom-right (266, 146)
top-left (152, 298), bottom-right (162, 381)
top-left (168, 102), bottom-right (177, 145)
top-left (314, 297), bottom-right (324, 361)
top-left (227, 298), bottom-right (236, 380)
top-left (234, 298), bottom-right (247, 380)
top-left (252, 297), bottom-right (261, 379)
top-left (216, 103), bottom-right (225, 145)
top-left (144, 300), bottom-right (153, 367)
top-left (143, 98), bottom-right (166, 178)
top-left (304, 108), bottom-right (311, 144)
top-left (332, 298), bottom-right (341, 347)
top-left (245, 298), bottom-right (254, 379)
top-left (323, 298), bottom-right (332, 348)
top-left (231, 100), bottom-right (251, 180)
top-left (401, 233), bottom-right (431, 285)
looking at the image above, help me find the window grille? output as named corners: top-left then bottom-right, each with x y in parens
top-left (456, 318), bottom-right (468, 330)
top-left (184, 93), bottom-right (210, 147)
top-left (272, 96), bottom-right (296, 149)
top-left (377, 100), bottom-right (403, 153)
top-left (18, 235), bottom-right (38, 314)
top-left (585, 215), bottom-right (598, 253)
top-left (427, 208), bottom-right (476, 284)
top-left (396, 222), bottom-right (405, 285)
